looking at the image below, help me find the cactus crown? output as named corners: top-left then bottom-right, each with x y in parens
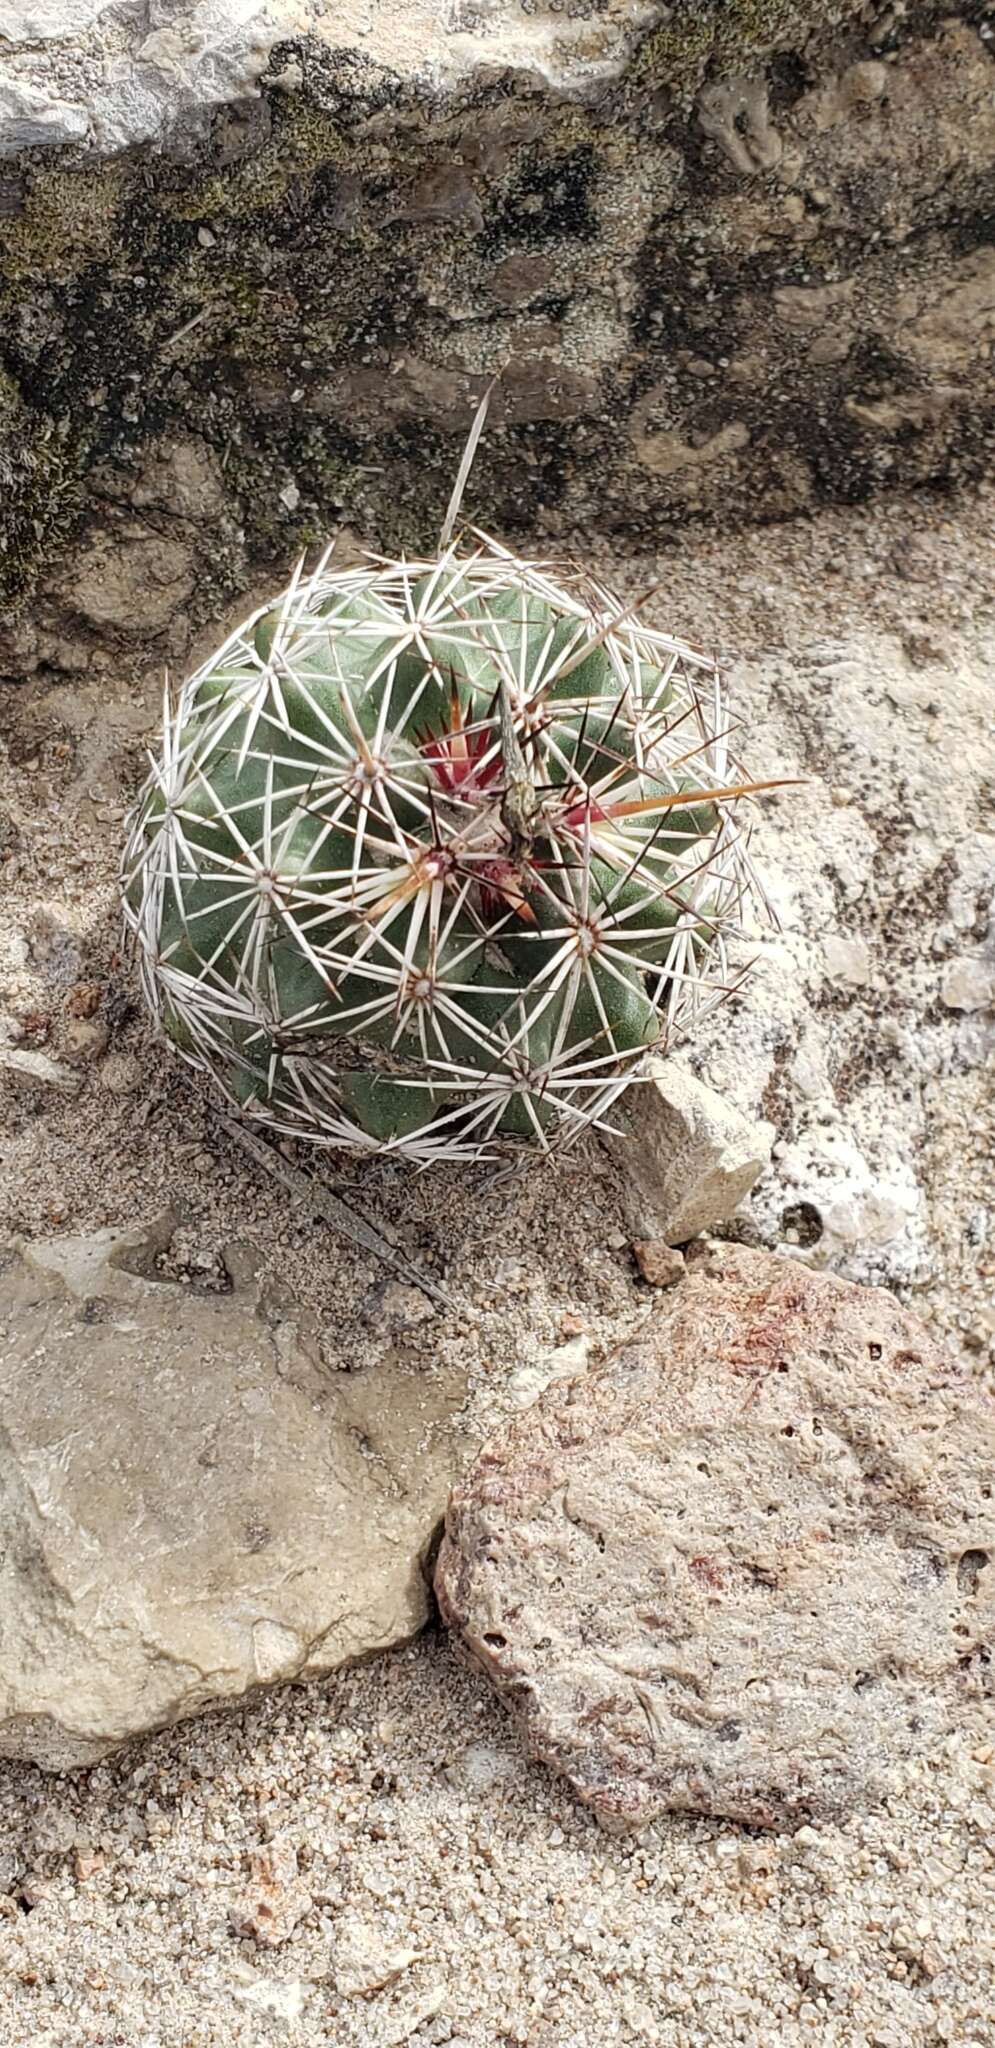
top-left (122, 526), bottom-right (776, 1162)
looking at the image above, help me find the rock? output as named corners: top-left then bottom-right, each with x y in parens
top-left (0, 615), bottom-right (40, 676)
top-left (822, 934), bottom-right (871, 987)
top-left (769, 1124), bottom-right (925, 1285)
top-left (63, 1016), bottom-right (109, 1061)
top-left (67, 531), bottom-right (195, 634)
top-left (398, 164), bottom-right (483, 231)
top-left (0, 0), bottom-right (653, 159)
top-left (229, 1841), bottom-right (311, 1949)
top-left (16, 1876), bottom-right (51, 1910)
top-left (232, 1973), bottom-right (306, 2021)
top-left (0, 1044), bottom-right (82, 1093)
top-left (903, 248), bottom-right (995, 373)
top-left (128, 438), bottom-right (226, 522)
top-left (445, 1739), bottom-right (519, 1796)
top-left (0, 0), bottom-right (118, 39)
top-left (632, 1240), bottom-right (685, 1288)
top-left (633, 417), bottom-right (751, 482)
top-left (98, 1050), bottom-right (142, 1094)
top-left (941, 955), bottom-right (995, 1012)
top-left (333, 1915), bottom-right (421, 1997)
top-left (0, 1222), bottom-right (467, 1768)
top-left (386, 1987), bottom-right (448, 2044)
top-left (505, 1335), bottom-right (589, 1414)
top-left (488, 254), bottom-right (558, 309)
top-left (66, 981), bottom-right (103, 1018)
top-left (697, 76), bottom-right (782, 175)
top-left (603, 1059), bottom-right (773, 1244)
top-left (435, 1245), bottom-right (995, 1831)
top-left (0, 76), bottom-right (89, 152)
top-left (774, 281), bottom-right (855, 332)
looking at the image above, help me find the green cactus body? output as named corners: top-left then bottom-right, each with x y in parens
top-left (122, 544), bottom-right (769, 1160)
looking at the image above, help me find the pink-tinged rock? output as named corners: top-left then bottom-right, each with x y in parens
top-left (436, 1245), bottom-right (994, 1831)
top-left (228, 1841), bottom-right (311, 1948)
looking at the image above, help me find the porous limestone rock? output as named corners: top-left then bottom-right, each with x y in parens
top-left (0, 1220), bottom-right (467, 1769)
top-left (603, 1059), bottom-right (774, 1245)
top-left (436, 1244), bottom-right (995, 1831)
top-left (685, 625), bottom-right (995, 1313)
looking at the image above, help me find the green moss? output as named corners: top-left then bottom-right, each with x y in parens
top-left (627, 0), bottom-right (840, 102)
top-left (0, 371), bottom-right (84, 611)
top-left (160, 100), bottom-right (380, 224)
top-left (0, 158), bottom-right (134, 283)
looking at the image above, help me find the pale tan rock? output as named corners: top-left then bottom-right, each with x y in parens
top-left (941, 955), bottom-right (995, 1012)
top-left (822, 934), bottom-right (871, 987)
top-left (63, 1016), bottom-right (110, 1062)
top-left (0, 1223), bottom-right (467, 1768)
top-left (436, 1245), bottom-right (995, 1831)
top-left (903, 248), bottom-right (995, 372)
top-left (697, 77), bottom-right (782, 175)
top-left (634, 419), bottom-right (750, 480)
top-left (603, 1059), bottom-right (773, 1244)
top-left (98, 1051), bottom-right (142, 1094)
top-left (333, 1914), bottom-right (421, 1997)
top-left (0, 1045), bottom-right (82, 1093)
top-left (774, 281), bottom-right (855, 331)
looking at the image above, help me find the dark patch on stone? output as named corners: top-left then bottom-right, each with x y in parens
top-left (781, 1201), bottom-right (823, 1248)
top-left (479, 142), bottom-right (599, 260)
top-left (77, 1297), bottom-right (113, 1325)
top-left (1, 9), bottom-right (994, 623)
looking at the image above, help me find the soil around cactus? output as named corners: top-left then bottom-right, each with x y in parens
top-left (0, 488), bottom-right (993, 2042)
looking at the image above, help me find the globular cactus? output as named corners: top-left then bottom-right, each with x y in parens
top-left (122, 531), bottom-right (779, 1163)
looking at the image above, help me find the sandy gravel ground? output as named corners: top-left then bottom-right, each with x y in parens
top-left (1, 486), bottom-right (993, 2046)
top-left (1, 1636), bottom-right (993, 2048)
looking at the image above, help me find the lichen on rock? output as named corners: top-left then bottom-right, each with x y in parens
top-left (0, 2), bottom-right (993, 647)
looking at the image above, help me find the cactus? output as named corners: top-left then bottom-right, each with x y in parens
top-left (122, 531), bottom-right (779, 1162)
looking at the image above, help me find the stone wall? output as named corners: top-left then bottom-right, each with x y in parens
top-left (1, 0), bottom-right (993, 671)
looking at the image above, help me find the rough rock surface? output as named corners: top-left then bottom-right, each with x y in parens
top-left (0, 0), bottom-right (657, 158)
top-left (436, 1244), bottom-right (995, 1831)
top-left (0, 1220), bottom-right (467, 1769)
top-left (604, 1059), bottom-right (774, 1244)
top-left (1, 5), bottom-right (994, 625)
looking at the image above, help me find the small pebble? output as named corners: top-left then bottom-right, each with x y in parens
top-left (64, 1017), bottom-right (110, 1062)
top-left (633, 1240), bottom-right (685, 1288)
top-left (66, 981), bottom-right (103, 1019)
top-left (99, 1052), bottom-right (142, 1095)
top-left (940, 956), bottom-right (995, 1012)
